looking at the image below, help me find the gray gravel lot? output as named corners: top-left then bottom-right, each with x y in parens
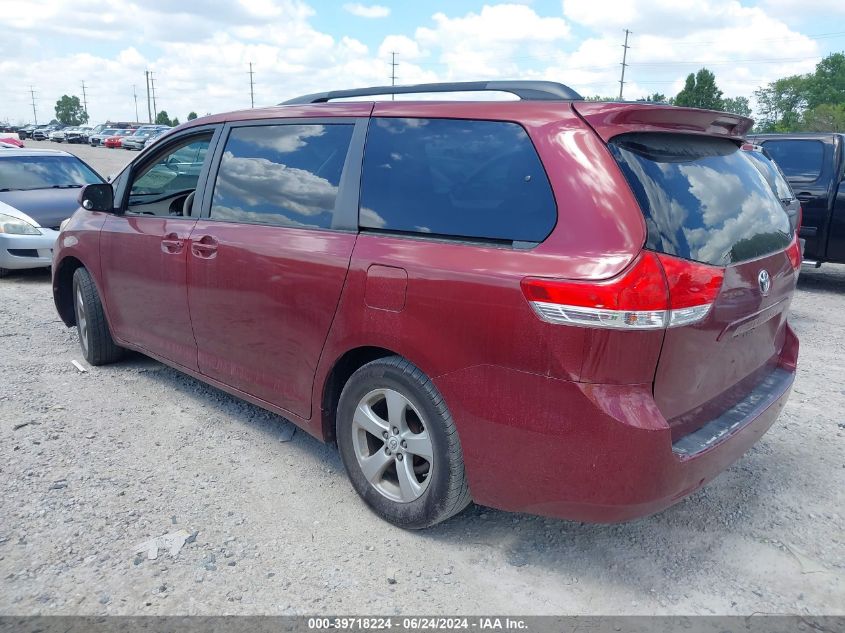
top-left (0, 141), bottom-right (843, 616)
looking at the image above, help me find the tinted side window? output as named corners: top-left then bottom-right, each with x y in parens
top-left (760, 140), bottom-right (825, 181)
top-left (359, 118), bottom-right (556, 243)
top-left (211, 124), bottom-right (354, 229)
top-left (128, 135), bottom-right (211, 216)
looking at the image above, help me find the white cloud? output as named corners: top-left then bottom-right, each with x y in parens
top-left (343, 3), bottom-right (390, 18)
top-left (0, 0), bottom-right (830, 125)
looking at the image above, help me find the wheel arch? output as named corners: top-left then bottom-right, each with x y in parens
top-left (320, 345), bottom-right (401, 443)
top-left (53, 255), bottom-right (86, 326)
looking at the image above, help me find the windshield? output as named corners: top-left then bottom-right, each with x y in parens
top-left (0, 155), bottom-right (103, 190)
top-left (609, 133), bottom-right (792, 266)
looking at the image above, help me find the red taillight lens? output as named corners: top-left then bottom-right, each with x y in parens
top-left (786, 236), bottom-right (802, 270)
top-left (521, 251), bottom-right (668, 311)
top-left (522, 251), bottom-right (725, 330)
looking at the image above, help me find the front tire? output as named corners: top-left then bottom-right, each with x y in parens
top-left (337, 356), bottom-right (471, 529)
top-left (72, 267), bottom-right (124, 365)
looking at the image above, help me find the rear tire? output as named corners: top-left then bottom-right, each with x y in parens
top-left (72, 267), bottom-right (124, 366)
top-left (336, 356), bottom-right (471, 529)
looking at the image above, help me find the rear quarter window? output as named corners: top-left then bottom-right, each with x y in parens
top-left (609, 133), bottom-right (792, 266)
top-left (359, 118), bottom-right (556, 243)
top-left (760, 139), bottom-right (825, 181)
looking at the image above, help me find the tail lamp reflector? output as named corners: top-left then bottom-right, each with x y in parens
top-left (785, 236), bottom-right (802, 270)
top-left (521, 251), bottom-right (725, 330)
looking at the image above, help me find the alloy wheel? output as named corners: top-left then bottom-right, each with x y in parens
top-left (351, 388), bottom-right (433, 503)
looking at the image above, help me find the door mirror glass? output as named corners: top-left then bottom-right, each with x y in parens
top-left (79, 183), bottom-right (114, 212)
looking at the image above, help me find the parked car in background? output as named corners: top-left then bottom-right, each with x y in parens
top-left (53, 81), bottom-right (800, 529)
top-left (18, 124), bottom-right (39, 140)
top-left (49, 127), bottom-right (71, 142)
top-left (749, 133), bottom-right (845, 268)
top-left (65, 126), bottom-right (93, 144)
top-left (0, 142), bottom-right (21, 149)
top-left (143, 128), bottom-right (171, 148)
top-left (0, 148), bottom-right (104, 277)
top-left (104, 129), bottom-right (135, 148)
top-left (32, 125), bottom-right (60, 141)
top-left (0, 134), bottom-right (24, 148)
top-left (89, 127), bottom-right (121, 146)
top-left (123, 125), bottom-right (171, 150)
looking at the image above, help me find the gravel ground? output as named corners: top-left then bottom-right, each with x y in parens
top-left (0, 141), bottom-right (843, 616)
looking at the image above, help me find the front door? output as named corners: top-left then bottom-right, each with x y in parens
top-left (100, 130), bottom-right (218, 370)
top-left (187, 120), bottom-right (363, 418)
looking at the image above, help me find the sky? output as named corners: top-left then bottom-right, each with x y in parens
top-left (1, 0), bottom-right (844, 125)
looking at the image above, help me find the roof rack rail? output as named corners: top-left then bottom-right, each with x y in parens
top-left (280, 80), bottom-right (583, 105)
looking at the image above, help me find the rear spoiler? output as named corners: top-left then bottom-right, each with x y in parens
top-left (572, 102), bottom-right (754, 143)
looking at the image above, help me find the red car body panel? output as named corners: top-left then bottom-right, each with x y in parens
top-left (186, 221), bottom-right (357, 419)
top-left (99, 215), bottom-right (200, 370)
top-left (52, 96), bottom-right (797, 523)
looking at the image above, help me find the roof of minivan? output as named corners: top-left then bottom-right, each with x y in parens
top-left (175, 99), bottom-right (753, 141)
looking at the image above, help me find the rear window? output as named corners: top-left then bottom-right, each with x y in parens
top-left (359, 118), bottom-right (556, 243)
top-left (609, 133), bottom-right (792, 266)
top-left (0, 155), bottom-right (102, 191)
top-left (760, 139), bottom-right (824, 181)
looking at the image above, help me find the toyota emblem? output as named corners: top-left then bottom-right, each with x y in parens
top-left (758, 269), bottom-right (771, 296)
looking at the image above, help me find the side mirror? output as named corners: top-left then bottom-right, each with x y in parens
top-left (79, 183), bottom-right (115, 212)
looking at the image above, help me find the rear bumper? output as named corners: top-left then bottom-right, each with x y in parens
top-left (0, 230), bottom-right (58, 270)
top-left (435, 324), bottom-right (798, 522)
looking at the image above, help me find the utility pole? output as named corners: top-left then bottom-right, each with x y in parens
top-left (150, 72), bottom-right (157, 122)
top-left (80, 81), bottom-right (88, 120)
top-left (145, 71), bottom-right (152, 123)
top-left (132, 85), bottom-right (139, 122)
top-left (390, 51), bottom-right (398, 101)
top-left (248, 62), bottom-right (255, 108)
top-left (618, 29), bottom-right (631, 101)
top-left (29, 86), bottom-right (38, 125)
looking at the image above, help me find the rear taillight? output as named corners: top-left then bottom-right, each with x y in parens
top-left (521, 252), bottom-right (724, 330)
top-left (786, 236), bottom-right (802, 270)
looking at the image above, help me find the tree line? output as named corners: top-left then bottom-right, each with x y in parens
top-left (587, 51), bottom-right (845, 132)
top-left (52, 95), bottom-right (199, 127)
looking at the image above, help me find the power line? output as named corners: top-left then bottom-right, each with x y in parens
top-left (249, 61), bottom-right (255, 108)
top-left (619, 29), bottom-right (631, 100)
top-left (29, 86), bottom-right (38, 125)
top-left (390, 51), bottom-right (398, 101)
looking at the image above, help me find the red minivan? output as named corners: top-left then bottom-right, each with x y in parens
top-left (52, 81), bottom-right (800, 528)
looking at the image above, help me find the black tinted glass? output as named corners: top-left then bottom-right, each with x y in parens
top-left (360, 118), bottom-right (556, 243)
top-left (609, 133), bottom-right (792, 266)
top-left (211, 124), bottom-right (353, 229)
top-left (745, 150), bottom-right (793, 201)
top-left (760, 139), bottom-right (824, 180)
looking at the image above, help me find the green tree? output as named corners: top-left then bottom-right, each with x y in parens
top-left (171, 117), bottom-right (180, 126)
top-left (721, 96), bottom-right (752, 117)
top-left (155, 110), bottom-right (178, 126)
top-left (674, 68), bottom-right (723, 110)
top-left (187, 111), bottom-right (198, 121)
top-left (802, 103), bottom-right (845, 132)
top-left (54, 95), bottom-right (88, 125)
top-left (807, 52), bottom-right (845, 109)
top-left (754, 75), bottom-right (810, 132)
top-left (584, 95), bottom-right (616, 101)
